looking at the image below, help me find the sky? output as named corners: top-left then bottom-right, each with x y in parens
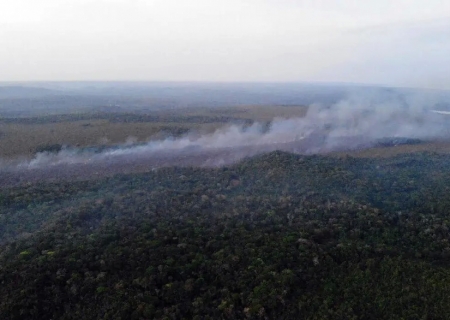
top-left (1, 0), bottom-right (450, 88)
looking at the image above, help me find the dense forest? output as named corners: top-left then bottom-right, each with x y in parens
top-left (2, 151), bottom-right (450, 319)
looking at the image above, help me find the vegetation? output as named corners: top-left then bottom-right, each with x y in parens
top-left (34, 143), bottom-right (64, 154)
top-left (2, 151), bottom-right (450, 318)
top-left (0, 106), bottom-right (307, 158)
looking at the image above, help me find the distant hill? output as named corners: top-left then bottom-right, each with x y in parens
top-left (0, 86), bottom-right (63, 99)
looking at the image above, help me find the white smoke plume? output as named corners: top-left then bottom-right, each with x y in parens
top-left (1, 92), bottom-right (450, 185)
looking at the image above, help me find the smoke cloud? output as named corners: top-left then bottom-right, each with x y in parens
top-left (1, 93), bottom-right (449, 185)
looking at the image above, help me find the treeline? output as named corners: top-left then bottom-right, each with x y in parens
top-left (0, 112), bottom-right (254, 125)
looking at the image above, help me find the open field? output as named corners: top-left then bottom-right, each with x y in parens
top-left (0, 120), bottom-right (193, 158)
top-left (0, 105), bottom-right (308, 159)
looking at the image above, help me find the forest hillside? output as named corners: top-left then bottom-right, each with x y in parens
top-left (2, 151), bottom-right (450, 319)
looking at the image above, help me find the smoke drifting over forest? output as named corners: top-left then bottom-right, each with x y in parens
top-left (1, 90), bottom-right (449, 187)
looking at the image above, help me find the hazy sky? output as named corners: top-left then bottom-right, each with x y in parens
top-left (1, 0), bottom-right (450, 88)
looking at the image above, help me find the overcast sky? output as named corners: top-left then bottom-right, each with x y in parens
top-left (1, 0), bottom-right (450, 88)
